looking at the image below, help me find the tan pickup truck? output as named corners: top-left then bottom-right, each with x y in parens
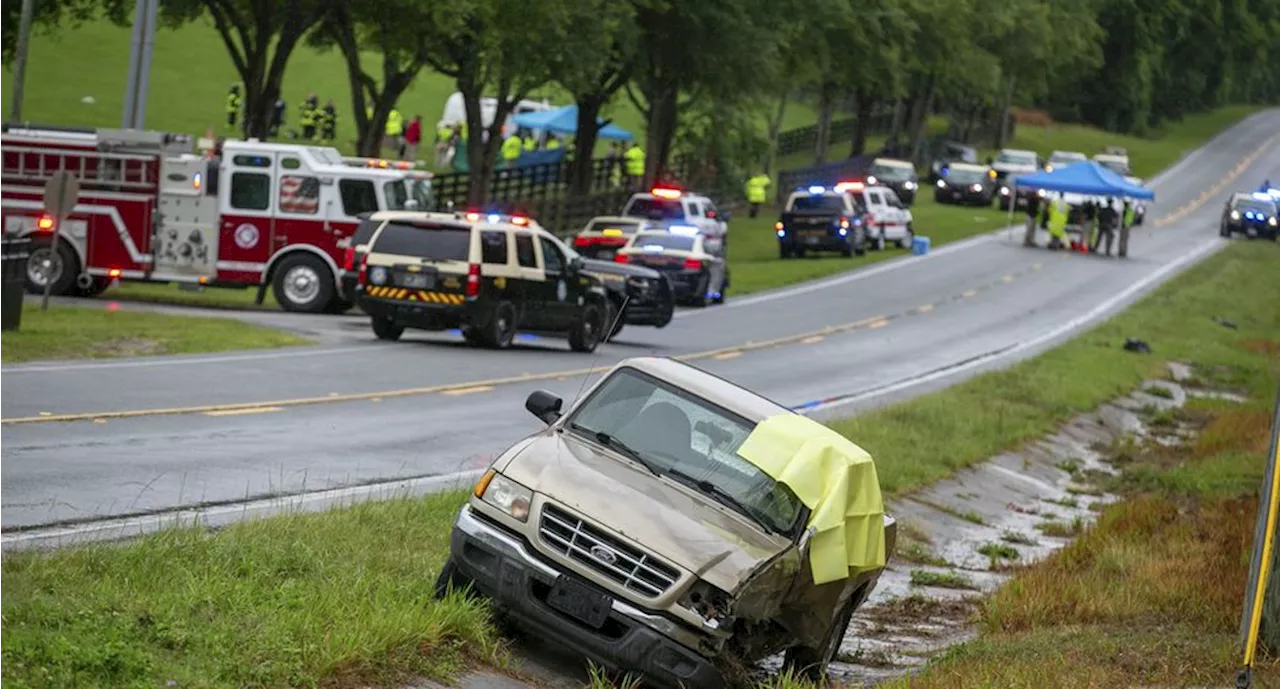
top-left (437, 356), bottom-right (896, 687)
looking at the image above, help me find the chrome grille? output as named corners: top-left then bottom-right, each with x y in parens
top-left (539, 504), bottom-right (679, 598)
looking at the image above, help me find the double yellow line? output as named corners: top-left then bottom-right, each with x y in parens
top-left (1152, 132), bottom-right (1280, 228)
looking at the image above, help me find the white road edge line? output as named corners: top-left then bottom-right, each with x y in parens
top-left (0, 344), bottom-right (387, 374)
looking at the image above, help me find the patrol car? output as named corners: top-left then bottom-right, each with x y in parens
top-left (993, 149), bottom-right (1043, 211)
top-left (615, 230), bottom-right (727, 307)
top-left (834, 180), bottom-right (913, 251)
top-left (934, 163), bottom-right (998, 206)
top-left (1045, 150), bottom-right (1087, 172)
top-left (776, 186), bottom-right (868, 258)
top-left (571, 216), bottom-right (654, 259)
top-left (354, 212), bottom-right (611, 351)
top-left (1220, 192), bottom-right (1279, 240)
top-left (865, 158), bottom-right (920, 206)
top-left (621, 187), bottom-right (729, 255)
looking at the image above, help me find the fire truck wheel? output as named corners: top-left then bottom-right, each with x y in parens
top-left (76, 277), bottom-right (112, 298)
top-left (24, 239), bottom-right (79, 297)
top-left (272, 253), bottom-right (335, 313)
top-left (371, 317), bottom-right (404, 341)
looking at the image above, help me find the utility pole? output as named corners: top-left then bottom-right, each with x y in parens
top-left (9, 0), bottom-right (37, 122)
top-left (120, 0), bottom-right (158, 129)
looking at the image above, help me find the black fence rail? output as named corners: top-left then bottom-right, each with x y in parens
top-left (775, 157), bottom-right (873, 205)
top-left (775, 110), bottom-right (897, 158)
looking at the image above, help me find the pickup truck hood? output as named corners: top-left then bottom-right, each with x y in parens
top-left (498, 430), bottom-right (791, 593)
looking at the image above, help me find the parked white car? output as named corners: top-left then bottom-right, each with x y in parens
top-left (835, 181), bottom-right (914, 250)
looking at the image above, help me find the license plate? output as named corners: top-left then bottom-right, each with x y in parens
top-left (546, 576), bottom-right (612, 628)
top-left (396, 272), bottom-right (433, 289)
top-left (952, 192), bottom-right (961, 200)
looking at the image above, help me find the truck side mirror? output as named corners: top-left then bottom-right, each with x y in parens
top-left (526, 390), bottom-right (563, 424)
top-left (568, 256), bottom-right (584, 274)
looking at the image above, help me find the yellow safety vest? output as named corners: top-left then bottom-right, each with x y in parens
top-left (624, 147), bottom-right (645, 176)
top-left (385, 110), bottom-right (404, 136)
top-left (745, 174), bottom-right (771, 203)
top-left (522, 136), bottom-right (537, 151)
top-left (438, 126), bottom-right (452, 142)
top-left (1123, 204), bottom-right (1136, 226)
top-left (1048, 199), bottom-right (1068, 233)
top-left (226, 93), bottom-right (240, 114)
top-left (546, 138), bottom-right (562, 150)
top-left (501, 136), bottom-right (523, 161)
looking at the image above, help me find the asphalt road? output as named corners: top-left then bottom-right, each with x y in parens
top-left (4, 109), bottom-right (1278, 537)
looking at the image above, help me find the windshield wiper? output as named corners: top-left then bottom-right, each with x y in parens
top-left (569, 424), bottom-right (662, 476)
top-left (664, 467), bottom-right (780, 536)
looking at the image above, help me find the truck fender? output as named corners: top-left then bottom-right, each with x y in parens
top-left (256, 244), bottom-right (341, 305)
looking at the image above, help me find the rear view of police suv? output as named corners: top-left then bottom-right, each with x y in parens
top-left (775, 187), bottom-right (867, 259)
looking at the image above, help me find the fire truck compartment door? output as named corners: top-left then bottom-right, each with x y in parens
top-left (156, 157), bottom-right (219, 278)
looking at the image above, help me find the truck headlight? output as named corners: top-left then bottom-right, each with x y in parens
top-left (936, 179), bottom-right (947, 189)
top-left (904, 181), bottom-right (917, 190)
top-left (1270, 217), bottom-right (1278, 227)
top-left (1231, 210), bottom-right (1241, 220)
top-left (474, 470), bottom-right (533, 522)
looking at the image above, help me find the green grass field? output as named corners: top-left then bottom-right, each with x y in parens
top-left (5, 238), bottom-right (1275, 688)
top-left (0, 303), bottom-right (307, 362)
top-left (6, 15), bottom-right (820, 161)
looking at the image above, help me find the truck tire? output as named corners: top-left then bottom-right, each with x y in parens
top-left (433, 558), bottom-right (476, 600)
top-left (371, 316), bottom-right (404, 341)
top-left (272, 253), bottom-right (336, 313)
top-left (898, 225), bottom-right (915, 249)
top-left (24, 238), bottom-right (79, 296)
top-left (568, 302), bottom-right (604, 353)
top-left (782, 595), bottom-right (857, 681)
top-left (480, 301), bottom-right (518, 349)
top-left (76, 276), bottom-right (112, 298)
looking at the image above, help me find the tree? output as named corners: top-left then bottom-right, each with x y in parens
top-left (160, 0), bottom-right (331, 138)
top-left (1, 0), bottom-right (128, 65)
top-left (548, 0), bottom-right (637, 196)
top-left (309, 0), bottom-right (433, 156)
top-left (420, 0), bottom-right (563, 204)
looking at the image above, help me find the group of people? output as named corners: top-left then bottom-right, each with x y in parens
top-left (223, 86), bottom-right (338, 145)
top-left (1027, 193), bottom-right (1137, 256)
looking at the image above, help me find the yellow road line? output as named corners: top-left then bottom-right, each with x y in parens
top-left (800, 336), bottom-right (825, 345)
top-left (962, 289), bottom-right (978, 298)
top-left (916, 303), bottom-right (935, 314)
top-left (441, 385), bottom-right (495, 396)
top-left (205, 406), bottom-right (284, 417)
top-left (868, 319), bottom-right (890, 330)
top-left (712, 351), bottom-right (743, 360)
top-left (1002, 275), bottom-right (1015, 284)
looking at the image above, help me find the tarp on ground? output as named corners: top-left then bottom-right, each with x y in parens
top-left (511, 105), bottom-right (634, 141)
top-left (1013, 161), bottom-right (1155, 200)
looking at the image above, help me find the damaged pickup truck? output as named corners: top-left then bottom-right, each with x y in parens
top-left (437, 357), bottom-right (897, 687)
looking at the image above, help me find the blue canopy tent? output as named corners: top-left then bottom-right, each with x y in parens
top-left (1013, 161), bottom-right (1155, 200)
top-left (510, 104), bottom-right (634, 141)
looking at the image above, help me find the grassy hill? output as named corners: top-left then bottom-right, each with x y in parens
top-left (4, 16), bottom-right (821, 158)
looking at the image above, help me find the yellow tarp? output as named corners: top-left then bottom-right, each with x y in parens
top-left (737, 413), bottom-right (886, 585)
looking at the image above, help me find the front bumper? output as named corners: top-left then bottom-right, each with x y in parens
top-left (935, 187), bottom-right (990, 204)
top-left (779, 228), bottom-right (860, 253)
top-left (450, 507), bottom-right (724, 689)
top-left (1226, 220), bottom-right (1278, 238)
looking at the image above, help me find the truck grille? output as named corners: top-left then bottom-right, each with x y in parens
top-left (539, 504), bottom-right (679, 598)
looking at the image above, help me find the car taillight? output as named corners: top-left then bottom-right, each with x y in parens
top-left (683, 258), bottom-right (702, 270)
top-left (466, 262), bottom-right (481, 298)
top-left (357, 254), bottom-right (369, 284)
top-left (573, 236), bottom-right (591, 246)
top-left (614, 253), bottom-right (631, 264)
top-left (343, 246), bottom-right (357, 271)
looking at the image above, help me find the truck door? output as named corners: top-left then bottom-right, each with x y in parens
top-left (272, 154), bottom-right (327, 263)
top-left (217, 151), bottom-right (277, 281)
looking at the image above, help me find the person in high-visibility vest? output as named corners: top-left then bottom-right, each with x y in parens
top-left (744, 172), bottom-right (771, 218)
top-left (1046, 194), bottom-right (1071, 250)
top-left (385, 108), bottom-right (404, 156)
top-left (300, 93), bottom-right (319, 141)
top-left (319, 100), bottom-right (337, 145)
top-left (1118, 200), bottom-right (1135, 258)
top-left (521, 129), bottom-right (537, 152)
top-left (624, 143), bottom-right (645, 186)
top-left (501, 134), bottom-right (523, 169)
top-left (225, 85), bottom-right (241, 130)
top-left (545, 136), bottom-right (562, 151)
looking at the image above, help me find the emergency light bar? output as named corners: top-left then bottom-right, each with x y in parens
top-left (834, 181), bottom-right (864, 193)
top-left (807, 185), bottom-right (826, 194)
top-left (668, 225), bottom-right (699, 236)
top-left (651, 187), bottom-right (683, 199)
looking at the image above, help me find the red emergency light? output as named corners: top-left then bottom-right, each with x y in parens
top-left (614, 253), bottom-right (631, 264)
top-left (36, 215), bottom-right (55, 231)
top-left (465, 212), bottom-right (481, 222)
top-left (651, 187), bottom-right (683, 200)
top-left (511, 215), bottom-right (530, 226)
top-left (834, 180), bottom-right (864, 193)
top-left (683, 258), bottom-right (703, 270)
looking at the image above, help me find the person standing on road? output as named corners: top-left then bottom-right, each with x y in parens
top-left (319, 100), bottom-right (337, 145)
top-left (1046, 193), bottom-right (1071, 250)
top-left (404, 115), bottom-right (422, 162)
top-left (744, 172), bottom-right (771, 218)
top-left (1093, 198), bottom-right (1119, 256)
top-left (225, 84), bottom-right (241, 131)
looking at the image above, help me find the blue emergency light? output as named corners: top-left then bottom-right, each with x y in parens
top-left (642, 244), bottom-right (666, 252)
top-left (808, 185), bottom-right (826, 194)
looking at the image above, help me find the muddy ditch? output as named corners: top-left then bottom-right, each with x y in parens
top-left (409, 362), bottom-right (1230, 689)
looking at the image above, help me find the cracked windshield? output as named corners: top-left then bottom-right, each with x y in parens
top-left (2, 0), bottom-right (1279, 687)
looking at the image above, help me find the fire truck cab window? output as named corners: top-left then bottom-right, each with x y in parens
top-left (480, 230), bottom-right (509, 265)
top-left (230, 172), bottom-right (271, 211)
top-left (280, 157), bottom-right (302, 170)
top-left (515, 233), bottom-right (537, 268)
top-left (232, 155), bottom-right (271, 168)
top-left (339, 179), bottom-right (378, 217)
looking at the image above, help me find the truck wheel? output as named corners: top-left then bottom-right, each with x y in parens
top-left (371, 317), bottom-right (404, 341)
top-left (433, 558), bottom-right (476, 600)
top-left (604, 300), bottom-right (625, 341)
top-left (272, 253), bottom-right (335, 313)
top-left (898, 226), bottom-right (915, 249)
top-left (480, 301), bottom-right (518, 349)
top-left (782, 595), bottom-right (857, 681)
top-left (76, 276), bottom-right (112, 298)
top-left (24, 239), bottom-right (79, 296)
top-left (569, 302), bottom-right (605, 353)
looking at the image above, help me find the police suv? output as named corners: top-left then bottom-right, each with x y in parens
top-left (355, 211), bottom-right (612, 351)
top-left (621, 187), bottom-right (729, 255)
top-left (775, 186), bottom-right (868, 258)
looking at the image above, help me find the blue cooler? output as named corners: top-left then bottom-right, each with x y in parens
top-left (912, 236), bottom-right (931, 256)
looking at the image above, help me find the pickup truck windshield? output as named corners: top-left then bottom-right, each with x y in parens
top-left (569, 368), bottom-right (805, 536)
top-left (788, 195), bottom-right (846, 213)
top-left (870, 164), bottom-right (914, 182)
top-left (1234, 198), bottom-right (1277, 215)
top-left (625, 198), bottom-right (685, 221)
top-left (944, 169), bottom-right (987, 185)
top-left (996, 152), bottom-right (1037, 167)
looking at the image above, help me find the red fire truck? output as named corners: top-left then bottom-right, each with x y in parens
top-left (0, 124), bottom-right (434, 312)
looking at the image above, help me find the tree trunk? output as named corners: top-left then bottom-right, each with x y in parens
top-left (888, 98), bottom-right (906, 144)
top-left (850, 89), bottom-right (873, 157)
top-left (814, 82), bottom-right (833, 165)
top-left (765, 90), bottom-right (789, 176)
top-left (997, 74), bottom-right (1017, 149)
top-left (642, 81), bottom-right (679, 187)
top-left (908, 75), bottom-right (936, 163)
top-left (571, 96), bottom-right (605, 196)
top-left (462, 85), bottom-right (489, 205)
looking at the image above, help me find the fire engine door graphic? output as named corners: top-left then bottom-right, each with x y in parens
top-left (217, 152), bottom-right (277, 276)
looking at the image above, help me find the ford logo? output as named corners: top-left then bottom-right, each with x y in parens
top-left (589, 545), bottom-right (618, 566)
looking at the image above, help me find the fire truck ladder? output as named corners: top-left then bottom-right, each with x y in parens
top-left (2, 147), bottom-right (158, 192)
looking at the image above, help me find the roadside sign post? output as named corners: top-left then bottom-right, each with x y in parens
top-left (1238, 383), bottom-right (1280, 689)
top-left (41, 171), bottom-right (81, 312)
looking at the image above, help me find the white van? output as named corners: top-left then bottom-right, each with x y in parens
top-left (440, 93), bottom-right (554, 141)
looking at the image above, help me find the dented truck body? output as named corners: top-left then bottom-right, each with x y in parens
top-left (440, 357), bottom-right (895, 687)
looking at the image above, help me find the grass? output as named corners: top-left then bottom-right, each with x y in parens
top-left (976, 542), bottom-right (1021, 563)
top-left (1000, 530), bottom-right (1037, 546)
top-left (1, 492), bottom-right (501, 688)
top-left (910, 570), bottom-right (978, 591)
top-left (7, 16), bottom-right (820, 164)
top-left (0, 303), bottom-right (308, 363)
top-left (896, 541), bottom-right (952, 568)
top-left (100, 281), bottom-right (279, 310)
top-left (1035, 518), bottom-right (1085, 539)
